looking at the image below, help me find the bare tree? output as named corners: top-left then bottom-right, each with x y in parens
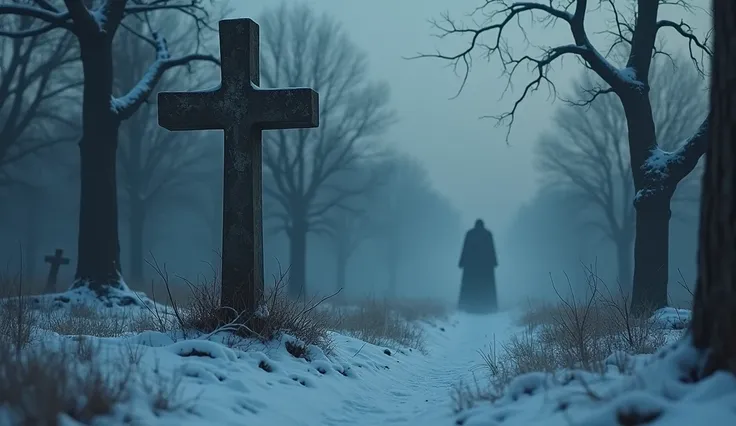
top-left (322, 209), bottom-right (371, 297)
top-left (370, 155), bottom-right (438, 296)
top-left (259, 3), bottom-right (394, 299)
top-left (0, 0), bottom-right (219, 294)
top-left (113, 16), bottom-right (219, 284)
top-left (0, 11), bottom-right (79, 186)
top-left (536, 55), bottom-right (707, 288)
top-left (317, 160), bottom-right (391, 297)
top-left (690, 0), bottom-right (736, 377)
top-left (416, 0), bottom-right (712, 312)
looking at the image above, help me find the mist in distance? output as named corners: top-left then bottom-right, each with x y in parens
top-left (0, 0), bottom-right (710, 310)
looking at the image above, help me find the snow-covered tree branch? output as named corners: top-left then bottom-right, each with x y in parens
top-left (416, 0), bottom-right (713, 311)
top-left (112, 32), bottom-right (219, 120)
top-left (0, 0), bottom-right (222, 292)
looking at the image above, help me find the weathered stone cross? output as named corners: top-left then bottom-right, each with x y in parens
top-left (157, 18), bottom-right (319, 318)
top-left (45, 248), bottom-right (69, 293)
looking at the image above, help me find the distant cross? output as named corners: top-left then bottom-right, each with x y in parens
top-left (45, 248), bottom-right (69, 293)
top-left (157, 18), bottom-right (319, 319)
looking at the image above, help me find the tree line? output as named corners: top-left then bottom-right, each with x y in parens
top-left (0, 1), bottom-right (461, 302)
top-left (420, 0), bottom-right (736, 380)
top-left (416, 0), bottom-right (711, 312)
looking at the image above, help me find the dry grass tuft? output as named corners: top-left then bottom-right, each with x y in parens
top-left (145, 259), bottom-right (338, 352)
top-left (257, 281), bottom-right (338, 351)
top-left (0, 296), bottom-right (37, 349)
top-left (0, 270), bottom-right (39, 349)
top-left (0, 334), bottom-right (183, 425)
top-left (38, 304), bottom-right (157, 337)
top-left (0, 344), bottom-right (130, 425)
top-left (0, 266), bottom-right (186, 425)
top-left (0, 255), bottom-right (445, 423)
top-left (478, 264), bottom-right (670, 394)
top-left (451, 377), bottom-right (501, 414)
top-left (334, 298), bottom-right (427, 352)
top-left (144, 259), bottom-right (442, 353)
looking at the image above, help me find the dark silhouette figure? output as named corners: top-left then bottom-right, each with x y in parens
top-left (458, 219), bottom-right (498, 313)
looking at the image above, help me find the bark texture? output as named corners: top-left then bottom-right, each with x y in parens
top-left (691, 0), bottom-right (736, 376)
top-left (74, 37), bottom-right (124, 290)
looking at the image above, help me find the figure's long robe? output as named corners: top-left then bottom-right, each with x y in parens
top-left (458, 227), bottom-right (498, 313)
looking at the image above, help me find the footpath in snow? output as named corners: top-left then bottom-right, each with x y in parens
top-left (126, 311), bottom-right (517, 426)
top-left (319, 312), bottom-right (518, 426)
top-left (1, 288), bottom-right (520, 426)
top-left (5, 291), bottom-right (736, 426)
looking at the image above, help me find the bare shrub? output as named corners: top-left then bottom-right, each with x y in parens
top-left (0, 342), bottom-right (131, 425)
top-left (0, 297), bottom-right (36, 349)
top-left (0, 336), bottom-right (188, 425)
top-left (451, 377), bottom-right (501, 414)
top-left (146, 258), bottom-right (433, 352)
top-left (596, 271), bottom-right (666, 356)
top-left (336, 298), bottom-right (426, 351)
top-left (518, 300), bottom-right (557, 329)
top-left (0, 271), bottom-right (38, 349)
top-left (479, 264), bottom-right (670, 391)
top-left (147, 259), bottom-right (337, 352)
top-left (37, 304), bottom-right (146, 338)
top-left (502, 328), bottom-right (559, 375)
top-left (258, 279), bottom-right (339, 352)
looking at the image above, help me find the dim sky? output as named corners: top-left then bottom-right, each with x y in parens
top-left (232, 0), bottom-right (711, 237)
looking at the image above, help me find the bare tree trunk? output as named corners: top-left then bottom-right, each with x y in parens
top-left (288, 219), bottom-right (308, 300)
top-left (335, 247), bottom-right (347, 296)
top-left (73, 38), bottom-right (123, 291)
top-left (631, 196), bottom-right (671, 312)
top-left (122, 101), bottom-right (145, 285)
top-left (128, 200), bottom-right (145, 284)
top-left (615, 233), bottom-right (634, 290)
top-left (386, 234), bottom-right (400, 298)
top-left (624, 95), bottom-right (674, 313)
top-left (691, 0), bottom-right (736, 377)
top-left (23, 194), bottom-right (40, 284)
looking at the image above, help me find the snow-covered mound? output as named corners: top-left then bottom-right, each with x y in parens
top-left (1, 289), bottom-right (479, 426)
top-left (2, 327), bottom-right (413, 425)
top-left (458, 334), bottom-right (736, 426)
top-left (457, 308), bottom-right (736, 426)
top-left (26, 283), bottom-right (163, 311)
top-left (4, 296), bottom-right (732, 426)
top-left (651, 307), bottom-right (692, 330)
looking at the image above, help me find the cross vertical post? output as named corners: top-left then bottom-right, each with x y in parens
top-left (157, 18), bottom-right (319, 322)
top-left (45, 248), bottom-right (70, 293)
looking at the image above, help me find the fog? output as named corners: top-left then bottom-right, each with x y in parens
top-left (0, 0), bottom-right (711, 309)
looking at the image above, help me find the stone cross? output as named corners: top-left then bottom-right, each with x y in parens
top-left (45, 248), bottom-right (69, 293)
top-left (157, 18), bottom-right (319, 319)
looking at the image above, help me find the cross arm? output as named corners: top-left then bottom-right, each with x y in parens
top-left (251, 87), bottom-right (319, 130)
top-left (158, 88), bottom-right (225, 131)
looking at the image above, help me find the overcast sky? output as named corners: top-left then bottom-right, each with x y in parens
top-left (231, 0), bottom-right (711, 237)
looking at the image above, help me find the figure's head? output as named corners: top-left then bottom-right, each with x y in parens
top-left (474, 219), bottom-right (484, 229)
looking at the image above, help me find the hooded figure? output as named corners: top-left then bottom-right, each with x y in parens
top-left (458, 219), bottom-right (498, 313)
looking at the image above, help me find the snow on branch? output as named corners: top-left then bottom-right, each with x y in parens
top-left (410, 0), bottom-right (634, 141)
top-left (110, 32), bottom-right (220, 120)
top-left (636, 115), bottom-right (709, 203)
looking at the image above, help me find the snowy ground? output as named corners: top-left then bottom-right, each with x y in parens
top-left (459, 335), bottom-right (736, 426)
top-left (2, 290), bottom-right (736, 426)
